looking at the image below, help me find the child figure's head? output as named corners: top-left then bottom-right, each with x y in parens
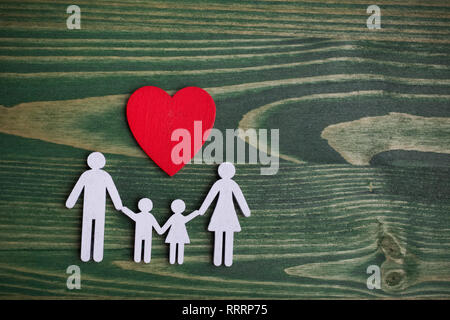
top-left (138, 198), bottom-right (153, 212)
top-left (171, 199), bottom-right (185, 214)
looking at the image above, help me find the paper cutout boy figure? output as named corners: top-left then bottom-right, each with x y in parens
top-left (66, 152), bottom-right (123, 262)
top-left (199, 162), bottom-right (250, 267)
top-left (160, 199), bottom-right (199, 265)
top-left (121, 198), bottom-right (162, 263)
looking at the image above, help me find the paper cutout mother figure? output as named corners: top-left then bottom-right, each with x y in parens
top-left (65, 152), bottom-right (123, 262)
top-left (199, 162), bottom-right (250, 267)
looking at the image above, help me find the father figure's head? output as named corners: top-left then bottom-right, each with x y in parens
top-left (87, 152), bottom-right (106, 170)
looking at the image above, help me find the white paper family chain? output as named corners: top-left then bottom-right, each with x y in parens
top-left (66, 152), bottom-right (250, 266)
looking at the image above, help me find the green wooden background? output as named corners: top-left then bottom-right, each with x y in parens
top-left (0, 0), bottom-right (449, 299)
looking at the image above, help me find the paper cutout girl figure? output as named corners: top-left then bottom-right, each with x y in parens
top-left (66, 152), bottom-right (122, 263)
top-left (198, 162), bottom-right (250, 267)
top-left (160, 199), bottom-right (199, 265)
top-left (121, 198), bottom-right (162, 263)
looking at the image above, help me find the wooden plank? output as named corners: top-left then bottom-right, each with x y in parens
top-left (0, 0), bottom-right (449, 299)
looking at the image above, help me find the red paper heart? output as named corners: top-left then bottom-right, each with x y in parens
top-left (126, 86), bottom-right (216, 176)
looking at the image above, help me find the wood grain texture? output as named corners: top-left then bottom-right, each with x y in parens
top-left (0, 0), bottom-right (449, 299)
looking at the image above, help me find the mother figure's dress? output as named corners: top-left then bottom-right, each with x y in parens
top-left (201, 179), bottom-right (248, 233)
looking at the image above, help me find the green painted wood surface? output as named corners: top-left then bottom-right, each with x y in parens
top-left (0, 0), bottom-right (449, 299)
